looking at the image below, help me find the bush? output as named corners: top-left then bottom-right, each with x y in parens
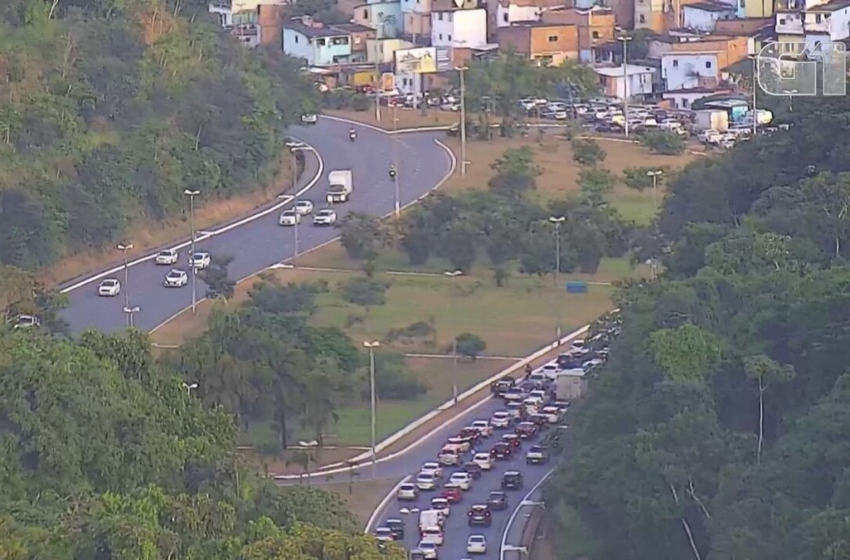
top-left (640, 131), bottom-right (686, 155)
top-left (571, 138), bottom-right (607, 166)
top-left (455, 332), bottom-right (486, 359)
top-left (351, 94), bottom-right (371, 112)
top-left (247, 280), bottom-right (319, 314)
top-left (387, 321), bottom-right (435, 343)
top-left (340, 277), bottom-right (390, 308)
top-left (368, 353), bottom-right (428, 400)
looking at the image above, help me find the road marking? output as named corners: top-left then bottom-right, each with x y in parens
top-left (365, 475), bottom-right (412, 533)
top-left (59, 151), bottom-right (316, 294)
top-left (500, 470), bottom-right (556, 559)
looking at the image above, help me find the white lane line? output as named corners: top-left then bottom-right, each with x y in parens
top-left (364, 475), bottom-right (412, 533)
top-left (500, 469), bottom-right (556, 559)
top-left (59, 146), bottom-right (317, 294)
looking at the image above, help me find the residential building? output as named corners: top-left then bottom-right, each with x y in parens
top-left (231, 0), bottom-right (284, 10)
top-left (804, 0), bottom-right (850, 48)
top-left (497, 22), bottom-right (579, 64)
top-left (353, 1), bottom-right (403, 37)
top-left (232, 9), bottom-right (261, 47)
top-left (332, 23), bottom-right (376, 55)
top-left (594, 64), bottom-right (656, 98)
top-left (541, 6), bottom-right (616, 62)
top-left (210, 2), bottom-right (233, 26)
top-left (283, 19), bottom-right (354, 66)
top-left (367, 37), bottom-right (416, 62)
top-left (774, 0), bottom-right (831, 53)
top-left (714, 17), bottom-right (773, 53)
top-left (682, 1), bottom-right (737, 30)
top-left (431, 7), bottom-right (488, 48)
top-left (634, 0), bottom-right (672, 32)
top-left (401, 0), bottom-right (432, 38)
top-left (660, 36), bottom-right (748, 90)
top-left (495, 0), bottom-right (565, 30)
top-left (662, 86), bottom-right (735, 107)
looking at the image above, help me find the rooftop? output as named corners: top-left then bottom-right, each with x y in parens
top-left (593, 64), bottom-right (656, 77)
top-left (807, 0), bottom-right (850, 10)
top-left (283, 21), bottom-right (349, 39)
top-left (685, 1), bottom-right (735, 11)
top-left (504, 20), bottom-right (575, 27)
top-left (499, 0), bottom-right (565, 8)
top-left (330, 23), bottom-right (376, 33)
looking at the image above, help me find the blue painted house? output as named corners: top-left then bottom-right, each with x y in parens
top-left (283, 19), bottom-right (354, 66)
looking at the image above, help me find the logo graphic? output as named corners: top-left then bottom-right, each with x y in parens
top-left (756, 41), bottom-right (846, 97)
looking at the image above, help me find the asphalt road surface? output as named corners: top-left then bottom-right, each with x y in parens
top-left (60, 118), bottom-right (453, 334)
top-left (369, 381), bottom-right (555, 560)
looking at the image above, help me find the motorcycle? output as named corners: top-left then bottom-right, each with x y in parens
top-left (388, 168), bottom-right (397, 179)
top-left (349, 130), bottom-right (357, 142)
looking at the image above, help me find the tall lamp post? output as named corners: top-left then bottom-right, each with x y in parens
top-left (363, 340), bottom-right (381, 478)
top-left (750, 55), bottom-right (758, 136)
top-left (123, 306), bottom-right (140, 329)
top-left (615, 28), bottom-right (633, 138)
top-left (646, 170), bottom-right (663, 281)
top-left (288, 143), bottom-right (311, 267)
top-left (183, 189), bottom-right (201, 313)
top-left (456, 65), bottom-right (469, 177)
top-left (298, 439), bottom-right (319, 486)
top-left (117, 242), bottom-right (134, 326)
top-left (549, 216), bottom-right (565, 340)
top-left (392, 104), bottom-right (401, 218)
top-left (182, 382), bottom-right (198, 396)
top-left (444, 269), bottom-right (463, 403)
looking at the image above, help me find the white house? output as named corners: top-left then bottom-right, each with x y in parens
top-left (682, 1), bottom-right (736, 31)
top-left (662, 86), bottom-right (734, 108)
top-left (209, 2), bottom-right (233, 26)
top-left (804, 1), bottom-right (850, 48)
top-left (661, 51), bottom-right (721, 90)
top-left (495, 0), bottom-right (563, 28)
top-left (594, 64), bottom-right (656, 99)
top-left (431, 7), bottom-right (488, 48)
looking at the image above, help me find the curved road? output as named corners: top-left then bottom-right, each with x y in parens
top-left (366, 375), bottom-right (556, 560)
top-left (59, 118), bottom-right (453, 334)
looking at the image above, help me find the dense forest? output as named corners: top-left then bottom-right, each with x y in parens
top-left (0, 0), bottom-right (316, 270)
top-left (547, 94), bottom-right (850, 559)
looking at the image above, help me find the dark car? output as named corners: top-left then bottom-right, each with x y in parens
top-left (502, 470), bottom-right (524, 491)
top-left (385, 518), bottom-right (404, 540)
top-left (467, 504), bottom-right (492, 527)
top-left (515, 422), bottom-right (538, 439)
top-left (526, 445), bottom-right (549, 465)
top-left (529, 414), bottom-right (550, 428)
top-left (502, 433), bottom-right (522, 448)
top-left (462, 462), bottom-right (483, 479)
top-left (459, 427), bottom-right (482, 442)
top-left (491, 377), bottom-right (516, 396)
top-left (491, 442), bottom-right (513, 460)
top-left (487, 491), bottom-right (508, 511)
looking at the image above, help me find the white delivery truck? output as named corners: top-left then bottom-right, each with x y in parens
top-left (327, 169), bottom-right (353, 203)
top-left (419, 509), bottom-right (443, 534)
top-left (694, 109), bottom-right (729, 133)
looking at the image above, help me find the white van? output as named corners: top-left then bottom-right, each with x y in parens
top-left (419, 509), bottom-right (443, 533)
top-left (420, 526), bottom-right (444, 546)
top-left (438, 445), bottom-right (461, 466)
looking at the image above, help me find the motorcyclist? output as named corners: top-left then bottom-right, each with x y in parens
top-left (389, 164), bottom-right (396, 178)
top-left (349, 127), bottom-right (356, 141)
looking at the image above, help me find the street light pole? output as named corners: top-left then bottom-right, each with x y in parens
top-left (549, 216), bottom-right (565, 340)
top-left (646, 170), bottom-right (663, 212)
top-left (122, 306), bottom-right (140, 329)
top-left (117, 242), bottom-right (133, 326)
top-left (182, 382), bottom-right (198, 396)
top-left (444, 269), bottom-right (463, 403)
top-left (616, 28), bottom-right (633, 138)
top-left (183, 189), bottom-right (200, 313)
top-left (392, 103), bottom-right (401, 218)
top-left (750, 55), bottom-right (758, 136)
top-left (289, 145), bottom-right (310, 267)
top-left (456, 65), bottom-right (469, 177)
top-left (364, 341), bottom-right (380, 478)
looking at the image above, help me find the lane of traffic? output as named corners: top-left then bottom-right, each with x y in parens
top-left (62, 119), bottom-right (451, 334)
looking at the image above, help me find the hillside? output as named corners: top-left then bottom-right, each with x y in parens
top-left (0, 0), bottom-right (316, 271)
top-left (546, 93), bottom-right (850, 560)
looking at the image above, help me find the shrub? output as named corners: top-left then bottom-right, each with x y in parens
top-left (340, 277), bottom-right (390, 308)
top-left (367, 352), bottom-right (428, 400)
top-left (640, 130), bottom-right (686, 155)
top-left (571, 138), bottom-right (607, 166)
top-left (455, 332), bottom-right (486, 359)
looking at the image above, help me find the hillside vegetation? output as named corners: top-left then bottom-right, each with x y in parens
top-left (0, 0), bottom-right (315, 270)
top-left (546, 94), bottom-right (850, 559)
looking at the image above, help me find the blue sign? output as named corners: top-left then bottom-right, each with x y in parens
top-left (566, 281), bottom-right (588, 294)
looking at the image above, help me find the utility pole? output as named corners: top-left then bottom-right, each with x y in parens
top-left (117, 242), bottom-right (133, 327)
top-left (549, 216), bottom-right (565, 340)
top-left (364, 341), bottom-right (380, 478)
top-left (456, 65), bottom-right (469, 177)
top-left (616, 28), bottom-right (633, 138)
top-left (392, 103), bottom-right (401, 217)
top-left (751, 56), bottom-right (758, 136)
top-left (289, 145), bottom-right (310, 267)
top-left (647, 170), bottom-right (663, 211)
top-left (183, 189), bottom-right (200, 313)
top-left (444, 270), bottom-right (463, 403)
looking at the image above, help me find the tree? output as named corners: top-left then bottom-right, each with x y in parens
top-left (455, 332), bottom-right (486, 359)
top-left (743, 355), bottom-right (796, 464)
top-left (339, 213), bottom-right (389, 260)
top-left (199, 254), bottom-right (236, 299)
top-left (340, 277), bottom-right (390, 308)
top-left (623, 166), bottom-right (668, 191)
top-left (572, 138), bottom-right (607, 166)
top-left (641, 130), bottom-right (686, 155)
top-left (579, 168), bottom-right (617, 204)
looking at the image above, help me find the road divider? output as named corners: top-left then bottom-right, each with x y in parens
top-left (364, 475), bottom-right (412, 533)
top-left (500, 469), bottom-right (556, 559)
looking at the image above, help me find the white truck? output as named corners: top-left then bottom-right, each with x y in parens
top-left (419, 509), bottom-right (443, 533)
top-left (694, 109), bottom-right (728, 133)
top-left (327, 169), bottom-right (353, 203)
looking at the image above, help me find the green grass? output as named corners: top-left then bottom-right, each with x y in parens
top-left (609, 190), bottom-right (662, 225)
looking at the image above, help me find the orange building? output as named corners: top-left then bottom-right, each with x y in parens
top-left (498, 22), bottom-right (580, 64)
top-left (542, 6), bottom-right (616, 62)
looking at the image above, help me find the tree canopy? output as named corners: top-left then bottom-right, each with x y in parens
top-left (0, 0), bottom-right (317, 270)
top-left (547, 92), bottom-right (850, 560)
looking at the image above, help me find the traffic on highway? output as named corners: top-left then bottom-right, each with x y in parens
top-left (57, 119), bottom-right (453, 334)
top-left (370, 313), bottom-right (620, 559)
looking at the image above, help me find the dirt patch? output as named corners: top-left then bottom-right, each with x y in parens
top-left (327, 108), bottom-right (460, 131)
top-left (260, 446), bottom-right (364, 476)
top-left (326, 477), bottom-right (402, 528)
top-left (40, 154), bottom-right (293, 287)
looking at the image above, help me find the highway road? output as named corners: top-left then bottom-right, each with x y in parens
top-left (58, 118), bottom-right (453, 334)
top-left (368, 376), bottom-right (557, 560)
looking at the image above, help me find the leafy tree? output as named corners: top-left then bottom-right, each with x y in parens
top-left (623, 166), bottom-right (669, 191)
top-left (339, 213), bottom-right (389, 260)
top-left (340, 277), bottom-right (390, 308)
top-left (579, 168), bottom-right (618, 201)
top-left (572, 138), bottom-right (607, 166)
top-left (455, 332), bottom-right (486, 359)
top-left (488, 146), bottom-right (540, 195)
top-left (199, 254), bottom-right (236, 299)
top-left (369, 352), bottom-right (428, 400)
top-left (640, 130), bottom-right (686, 155)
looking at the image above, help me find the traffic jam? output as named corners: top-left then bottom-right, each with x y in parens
top-left (374, 312), bottom-right (620, 559)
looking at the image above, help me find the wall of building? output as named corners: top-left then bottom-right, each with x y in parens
top-left (367, 38), bottom-right (415, 62)
top-left (530, 24), bottom-right (580, 61)
top-left (634, 0), bottom-right (668, 31)
top-left (497, 25), bottom-right (533, 53)
top-left (745, 0), bottom-right (775, 17)
top-left (662, 52), bottom-right (719, 89)
top-left (682, 6), bottom-right (736, 31)
top-left (401, 0), bottom-right (431, 13)
top-left (404, 11), bottom-right (432, 35)
top-left (282, 30), bottom-right (313, 62)
top-left (431, 8), bottom-right (487, 47)
top-left (805, 6), bottom-right (850, 40)
top-left (496, 3), bottom-right (543, 27)
top-left (714, 16), bottom-right (771, 33)
top-left (353, 2), bottom-right (404, 37)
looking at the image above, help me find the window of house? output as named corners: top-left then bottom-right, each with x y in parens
top-left (317, 38), bottom-right (326, 46)
top-left (683, 98), bottom-right (689, 107)
top-left (816, 13), bottom-right (822, 22)
top-left (705, 60), bottom-right (712, 68)
top-left (438, 12), bottom-right (444, 20)
top-left (592, 31), bottom-right (600, 38)
top-left (740, 0), bottom-right (745, 6)
top-left (639, 14), bottom-right (646, 22)
top-left (439, 33), bottom-right (443, 39)
top-left (294, 35), bottom-right (299, 43)
top-left (448, 34), bottom-right (452, 40)
top-left (503, 12), bottom-right (508, 22)
top-left (548, 35), bottom-right (558, 42)
top-left (779, 17), bottom-right (786, 24)
top-left (673, 59), bottom-right (678, 67)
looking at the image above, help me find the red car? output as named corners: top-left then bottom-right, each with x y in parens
top-left (502, 433), bottom-right (522, 448)
top-left (441, 487), bottom-right (463, 503)
top-left (459, 427), bottom-right (482, 442)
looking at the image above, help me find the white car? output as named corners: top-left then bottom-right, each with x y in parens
top-left (374, 527), bottom-right (394, 542)
top-left (542, 406), bottom-right (562, 423)
top-left (397, 482), bottom-right (419, 501)
top-left (421, 462), bottom-right (443, 479)
top-left (13, 315), bottom-right (39, 329)
top-left (98, 278), bottom-right (121, 297)
top-left (448, 472), bottom-right (472, 491)
top-left (415, 542), bottom-right (439, 559)
top-left (164, 269), bottom-right (189, 287)
top-left (301, 113), bottom-right (318, 124)
top-left (470, 420), bottom-right (493, 437)
top-left (188, 252), bottom-right (210, 269)
top-left (446, 436), bottom-right (471, 453)
top-left (430, 497), bottom-right (450, 518)
top-left (491, 411), bottom-right (511, 429)
top-left (420, 527), bottom-right (444, 546)
top-left (416, 472), bottom-right (438, 491)
top-left (467, 535), bottom-right (487, 554)
top-left (294, 200), bottom-right (314, 215)
top-left (472, 452), bottom-right (494, 471)
top-left (155, 249), bottom-right (179, 265)
top-left (438, 446), bottom-right (461, 466)
top-left (506, 402), bottom-right (524, 420)
top-left (313, 208), bottom-right (337, 226)
top-left (278, 209), bottom-right (301, 226)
